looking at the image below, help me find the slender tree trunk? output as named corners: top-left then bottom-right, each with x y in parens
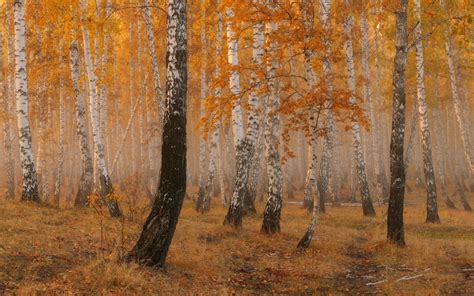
top-left (127, 0), bottom-right (187, 266)
top-left (387, 0), bottom-right (408, 246)
top-left (360, 10), bottom-right (376, 188)
top-left (142, 0), bottom-right (165, 118)
top-left (0, 30), bottom-right (15, 200)
top-left (298, 110), bottom-right (322, 249)
top-left (218, 125), bottom-right (228, 205)
top-left (343, 4), bottom-right (376, 216)
top-left (129, 5), bottom-right (137, 175)
top-left (404, 99), bottom-right (419, 188)
top-left (433, 100), bottom-right (456, 209)
top-left (414, 0), bottom-right (440, 223)
top-left (261, 20), bottom-right (282, 234)
top-left (69, 41), bottom-right (94, 207)
top-left (200, 8), bottom-right (225, 211)
top-left (373, 5), bottom-right (390, 201)
top-left (196, 2), bottom-right (209, 213)
top-left (317, 0), bottom-right (336, 213)
top-left (454, 173), bottom-right (472, 211)
top-left (14, 0), bottom-right (40, 202)
top-left (53, 44), bottom-right (66, 206)
top-left (302, 0), bottom-right (318, 211)
top-left (98, 0), bottom-right (112, 169)
top-left (81, 1), bottom-right (122, 217)
top-left (110, 95), bottom-right (142, 177)
top-left (439, 0), bottom-right (474, 176)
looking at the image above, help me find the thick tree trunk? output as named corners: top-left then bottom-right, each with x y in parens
top-left (80, 2), bottom-right (122, 217)
top-left (241, 21), bottom-right (264, 215)
top-left (14, 0), bottom-right (40, 202)
top-left (127, 0), bottom-right (187, 267)
top-left (69, 41), bottom-right (94, 207)
top-left (343, 5), bottom-right (376, 216)
top-left (414, 0), bottom-right (440, 223)
top-left (224, 7), bottom-right (246, 227)
top-left (261, 20), bottom-right (282, 234)
top-left (0, 30), bottom-right (15, 200)
top-left (387, 0), bottom-right (408, 246)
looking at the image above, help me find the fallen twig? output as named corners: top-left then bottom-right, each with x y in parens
top-left (395, 268), bottom-right (431, 282)
top-left (366, 279), bottom-right (387, 286)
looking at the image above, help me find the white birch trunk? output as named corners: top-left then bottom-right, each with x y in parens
top-left (343, 4), bottom-right (376, 216)
top-left (302, 0), bottom-right (318, 210)
top-left (204, 12), bottom-right (227, 205)
top-left (196, 2), bottom-right (209, 212)
top-left (360, 11), bottom-right (376, 181)
top-left (69, 41), bottom-right (94, 207)
top-left (317, 0), bottom-right (336, 213)
top-left (53, 43), bottom-right (66, 206)
top-left (373, 4), bottom-right (390, 200)
top-left (225, 8), bottom-right (244, 146)
top-left (439, 0), bottom-right (474, 175)
top-left (414, 0), bottom-right (440, 223)
top-left (0, 29), bottom-right (15, 199)
top-left (142, 0), bottom-right (165, 116)
top-left (14, 0), bottom-right (40, 202)
top-left (110, 90), bottom-right (142, 177)
top-left (129, 4), bottom-right (136, 174)
top-left (262, 20), bottom-right (283, 234)
top-left (98, 0), bottom-right (112, 166)
top-left (81, 0), bottom-right (121, 217)
top-left (223, 7), bottom-right (247, 226)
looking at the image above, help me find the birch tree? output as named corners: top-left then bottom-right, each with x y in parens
top-left (387, 0), bottom-right (408, 246)
top-left (80, 0), bottom-right (121, 217)
top-left (261, 18), bottom-right (282, 234)
top-left (414, 0), bottom-right (440, 223)
top-left (317, 0), bottom-right (336, 213)
top-left (201, 8), bottom-right (225, 212)
top-left (372, 3), bottom-right (390, 200)
top-left (127, 0), bottom-right (188, 266)
top-left (223, 7), bottom-right (247, 227)
top-left (0, 30), bottom-right (15, 200)
top-left (69, 41), bottom-right (94, 207)
top-left (302, 0), bottom-right (318, 211)
top-left (14, 0), bottom-right (40, 202)
top-left (242, 19), bottom-right (265, 214)
top-left (343, 1), bottom-right (376, 216)
top-left (53, 44), bottom-right (65, 206)
top-left (196, 2), bottom-right (209, 213)
top-left (439, 0), bottom-right (474, 176)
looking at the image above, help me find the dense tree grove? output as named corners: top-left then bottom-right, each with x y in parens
top-left (0, 0), bottom-right (472, 267)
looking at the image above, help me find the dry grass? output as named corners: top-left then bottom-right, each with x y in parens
top-left (0, 190), bottom-right (473, 295)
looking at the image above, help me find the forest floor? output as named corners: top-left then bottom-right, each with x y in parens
top-left (0, 189), bottom-right (473, 295)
